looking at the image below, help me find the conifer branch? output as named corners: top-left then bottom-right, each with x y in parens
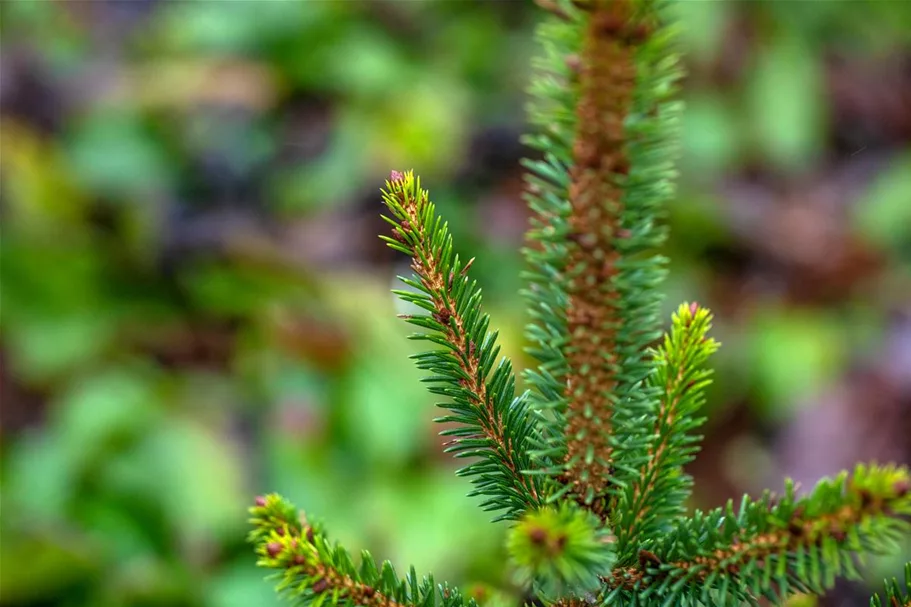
top-left (614, 302), bottom-right (719, 558)
top-left (249, 494), bottom-right (473, 607)
top-left (557, 0), bottom-right (640, 512)
top-left (250, 4), bottom-right (911, 607)
top-left (380, 170), bottom-right (543, 520)
top-left (604, 464), bottom-right (911, 605)
top-left (521, 0), bottom-right (581, 503)
top-left (872, 562), bottom-right (911, 607)
top-left (523, 0), bottom-right (683, 516)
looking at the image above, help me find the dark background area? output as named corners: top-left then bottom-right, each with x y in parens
top-left (1, 1), bottom-right (909, 606)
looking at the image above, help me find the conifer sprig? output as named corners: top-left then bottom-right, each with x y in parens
top-left (615, 302), bottom-right (719, 558)
top-left (508, 504), bottom-right (617, 599)
top-left (872, 562), bottom-right (911, 607)
top-left (555, 0), bottom-right (643, 512)
top-left (522, 0), bottom-right (683, 516)
top-left (250, 3), bottom-right (911, 607)
top-left (604, 464), bottom-right (911, 605)
top-left (249, 495), bottom-right (472, 607)
top-left (379, 170), bottom-right (543, 521)
top-left (521, 0), bottom-right (581, 503)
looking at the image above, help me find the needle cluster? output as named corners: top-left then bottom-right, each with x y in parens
top-left (249, 1), bottom-right (910, 605)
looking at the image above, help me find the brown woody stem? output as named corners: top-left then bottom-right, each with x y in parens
top-left (562, 0), bottom-right (645, 514)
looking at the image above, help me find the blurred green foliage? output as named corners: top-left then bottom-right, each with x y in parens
top-left (1, 1), bottom-right (910, 606)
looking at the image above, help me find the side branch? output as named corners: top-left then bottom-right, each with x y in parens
top-left (249, 494), bottom-right (471, 607)
top-left (615, 303), bottom-right (719, 556)
top-left (380, 170), bottom-right (542, 520)
top-left (605, 464), bottom-right (911, 605)
top-left (250, 495), bottom-right (402, 607)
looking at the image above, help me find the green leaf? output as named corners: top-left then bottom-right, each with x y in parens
top-left (65, 111), bottom-right (173, 196)
top-left (120, 414), bottom-right (247, 542)
top-left (747, 309), bottom-right (846, 420)
top-left (747, 35), bottom-right (825, 170)
top-left (853, 152), bottom-right (911, 254)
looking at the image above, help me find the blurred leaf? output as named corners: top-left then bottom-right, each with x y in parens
top-left (80, 498), bottom-right (161, 564)
top-left (325, 26), bottom-right (410, 100)
top-left (46, 367), bottom-right (160, 471)
top-left (269, 110), bottom-right (370, 211)
top-left (376, 475), bottom-right (503, 583)
top-left (435, 13), bottom-right (502, 89)
top-left (373, 77), bottom-right (469, 174)
top-left (667, 192), bottom-right (730, 254)
top-left (784, 593), bottom-right (818, 607)
top-left (207, 558), bottom-right (281, 607)
top-left (680, 94), bottom-right (740, 176)
top-left (126, 59), bottom-right (279, 112)
top-left (0, 0), bottom-right (87, 67)
top-left (137, 415), bottom-right (247, 541)
top-left (3, 431), bottom-right (79, 520)
top-left (853, 152), bottom-right (911, 254)
top-left (102, 413), bottom-right (247, 545)
top-left (671, 0), bottom-right (729, 63)
top-left (0, 120), bottom-right (88, 229)
top-left (150, 0), bottom-right (342, 55)
top-left (180, 260), bottom-right (308, 317)
top-left (0, 526), bottom-right (96, 604)
top-left (747, 35), bottom-right (825, 170)
top-left (102, 553), bottom-right (197, 607)
top-left (65, 110), bottom-right (173, 196)
top-left (325, 277), bottom-right (428, 467)
top-left (5, 314), bottom-right (117, 382)
top-left (747, 309), bottom-right (847, 420)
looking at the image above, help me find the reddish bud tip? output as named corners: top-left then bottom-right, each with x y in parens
top-left (389, 170), bottom-right (405, 183)
top-left (893, 479), bottom-right (910, 497)
top-left (312, 578), bottom-right (330, 594)
top-left (294, 554), bottom-right (307, 565)
top-left (266, 542), bottom-right (283, 557)
top-left (306, 527), bottom-right (315, 543)
top-left (689, 302), bottom-right (699, 316)
top-left (254, 496), bottom-right (267, 507)
top-left (528, 527), bottom-right (548, 545)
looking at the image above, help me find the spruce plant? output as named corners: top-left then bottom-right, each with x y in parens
top-left (248, 0), bottom-right (911, 605)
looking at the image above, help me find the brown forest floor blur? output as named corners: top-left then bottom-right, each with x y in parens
top-left (1, 2), bottom-right (910, 607)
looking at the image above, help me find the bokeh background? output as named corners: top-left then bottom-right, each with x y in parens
top-left (1, 1), bottom-right (910, 606)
